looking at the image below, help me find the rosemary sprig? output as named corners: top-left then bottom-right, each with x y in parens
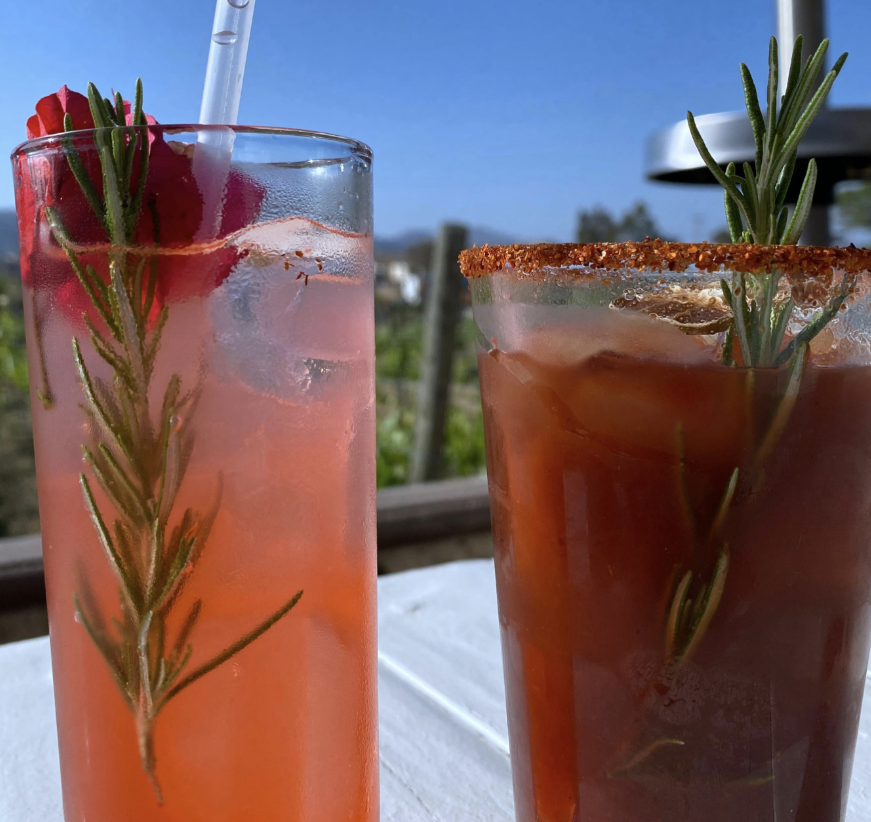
top-left (665, 546), bottom-right (730, 663)
top-left (617, 381), bottom-right (801, 780)
top-left (755, 342), bottom-right (807, 464)
top-left (659, 35), bottom-right (851, 672)
top-left (666, 426), bottom-right (737, 664)
top-left (662, 343), bottom-right (810, 667)
top-left (688, 36), bottom-right (851, 368)
top-left (47, 82), bottom-right (303, 803)
top-left (30, 298), bottom-right (54, 409)
top-left (609, 738), bottom-right (685, 778)
top-left (689, 36), bottom-right (846, 246)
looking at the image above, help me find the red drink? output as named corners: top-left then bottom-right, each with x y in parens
top-left (465, 244), bottom-right (871, 822)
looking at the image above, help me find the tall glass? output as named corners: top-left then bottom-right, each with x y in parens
top-left (464, 242), bottom-right (871, 822)
top-left (12, 126), bottom-right (376, 820)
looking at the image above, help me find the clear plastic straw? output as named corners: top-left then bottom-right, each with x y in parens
top-left (199, 0), bottom-right (258, 125)
top-left (194, 0), bottom-right (257, 240)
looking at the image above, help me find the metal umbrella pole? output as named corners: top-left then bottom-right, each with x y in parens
top-left (777, 0), bottom-right (829, 245)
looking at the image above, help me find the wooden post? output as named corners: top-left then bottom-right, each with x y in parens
top-left (409, 223), bottom-right (468, 483)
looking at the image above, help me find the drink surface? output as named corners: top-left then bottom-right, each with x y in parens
top-left (478, 307), bottom-right (871, 822)
top-left (24, 216), bottom-right (377, 821)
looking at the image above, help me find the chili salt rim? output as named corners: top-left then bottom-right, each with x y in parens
top-left (458, 239), bottom-right (871, 280)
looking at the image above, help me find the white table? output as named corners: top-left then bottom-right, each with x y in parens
top-left (2, 559), bottom-right (870, 820)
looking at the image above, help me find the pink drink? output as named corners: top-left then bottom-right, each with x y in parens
top-left (15, 123), bottom-right (377, 820)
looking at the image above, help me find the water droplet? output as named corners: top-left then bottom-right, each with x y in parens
top-left (227, 0), bottom-right (250, 6)
top-left (213, 30), bottom-right (239, 45)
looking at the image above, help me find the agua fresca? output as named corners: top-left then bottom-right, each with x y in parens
top-left (14, 86), bottom-right (376, 821)
top-left (474, 272), bottom-right (871, 822)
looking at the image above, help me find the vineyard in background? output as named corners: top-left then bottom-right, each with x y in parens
top-left (0, 264), bottom-right (38, 537)
top-left (0, 254), bottom-right (488, 537)
top-left (2, 189), bottom-right (869, 537)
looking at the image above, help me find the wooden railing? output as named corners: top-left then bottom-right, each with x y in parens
top-left (377, 475), bottom-right (491, 547)
top-left (0, 475), bottom-right (492, 619)
top-left (0, 534), bottom-right (43, 611)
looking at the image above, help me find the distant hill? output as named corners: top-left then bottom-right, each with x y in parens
top-left (374, 229), bottom-right (432, 254)
top-left (467, 226), bottom-right (522, 248)
top-left (375, 225), bottom-right (522, 255)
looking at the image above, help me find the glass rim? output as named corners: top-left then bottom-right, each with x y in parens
top-left (10, 124), bottom-right (372, 164)
top-left (458, 239), bottom-right (871, 280)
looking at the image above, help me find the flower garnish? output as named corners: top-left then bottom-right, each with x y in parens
top-left (16, 85), bottom-right (264, 322)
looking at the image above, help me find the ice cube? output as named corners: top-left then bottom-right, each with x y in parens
top-left (230, 216), bottom-right (371, 281)
top-left (521, 307), bottom-right (717, 368)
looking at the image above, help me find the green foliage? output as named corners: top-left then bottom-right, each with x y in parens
top-left (375, 304), bottom-right (423, 380)
top-left (710, 228), bottom-right (734, 244)
top-left (576, 202), bottom-right (672, 243)
top-left (451, 311), bottom-right (482, 385)
top-left (0, 275), bottom-right (28, 392)
top-left (0, 270), bottom-right (39, 538)
top-left (836, 182), bottom-right (871, 233)
top-left (376, 399), bottom-right (415, 487)
top-left (442, 402), bottom-right (486, 479)
top-left (376, 393), bottom-right (486, 488)
top-left (375, 303), bottom-right (486, 487)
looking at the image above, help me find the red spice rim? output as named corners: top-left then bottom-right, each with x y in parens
top-left (459, 240), bottom-right (871, 280)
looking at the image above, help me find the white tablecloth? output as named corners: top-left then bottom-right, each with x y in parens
top-left (1, 559), bottom-right (870, 820)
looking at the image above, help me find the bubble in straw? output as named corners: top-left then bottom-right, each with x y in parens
top-left (227, 0), bottom-right (251, 6)
top-left (213, 30), bottom-right (239, 45)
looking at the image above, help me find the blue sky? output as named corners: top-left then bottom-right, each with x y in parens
top-left (3, 0), bottom-right (870, 241)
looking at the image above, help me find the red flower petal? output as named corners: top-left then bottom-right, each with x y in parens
top-left (25, 115), bottom-right (42, 140)
top-left (55, 86), bottom-right (93, 131)
top-left (27, 86), bottom-right (94, 139)
top-left (32, 96), bottom-right (64, 137)
top-left (124, 108), bottom-right (158, 128)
